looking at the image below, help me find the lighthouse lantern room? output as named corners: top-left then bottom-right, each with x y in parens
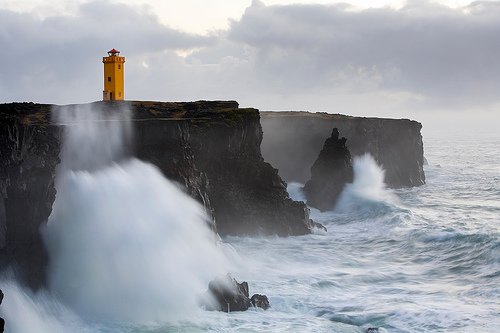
top-left (102, 48), bottom-right (125, 101)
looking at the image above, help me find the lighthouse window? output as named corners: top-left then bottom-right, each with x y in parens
top-left (108, 77), bottom-right (111, 82)
top-left (118, 64), bottom-right (121, 69)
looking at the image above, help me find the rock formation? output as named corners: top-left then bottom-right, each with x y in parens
top-left (250, 294), bottom-right (270, 310)
top-left (303, 128), bottom-right (354, 211)
top-left (205, 274), bottom-right (251, 312)
top-left (0, 101), bottom-right (314, 288)
top-left (131, 101), bottom-right (313, 236)
top-left (261, 111), bottom-right (425, 188)
top-left (204, 274), bottom-right (270, 312)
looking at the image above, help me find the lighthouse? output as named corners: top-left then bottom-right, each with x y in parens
top-left (102, 48), bottom-right (125, 101)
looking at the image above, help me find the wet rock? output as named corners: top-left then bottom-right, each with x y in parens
top-left (0, 289), bottom-right (3, 304)
top-left (250, 294), bottom-right (270, 310)
top-left (366, 328), bottom-right (380, 333)
top-left (206, 274), bottom-right (251, 312)
top-left (303, 128), bottom-right (353, 211)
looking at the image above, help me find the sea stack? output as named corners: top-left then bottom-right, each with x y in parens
top-left (303, 128), bottom-right (353, 211)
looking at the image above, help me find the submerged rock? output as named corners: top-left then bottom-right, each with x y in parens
top-left (250, 294), bottom-right (270, 310)
top-left (303, 128), bottom-right (354, 211)
top-left (366, 328), bottom-right (380, 333)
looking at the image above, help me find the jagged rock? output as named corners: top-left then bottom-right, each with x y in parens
top-left (0, 289), bottom-right (3, 304)
top-left (250, 294), bottom-right (270, 310)
top-left (206, 274), bottom-right (251, 312)
top-left (303, 128), bottom-right (353, 211)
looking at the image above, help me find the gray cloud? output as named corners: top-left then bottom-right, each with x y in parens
top-left (226, 0), bottom-right (500, 109)
top-left (0, 1), bottom-right (214, 103)
top-left (1, 0), bottom-right (500, 116)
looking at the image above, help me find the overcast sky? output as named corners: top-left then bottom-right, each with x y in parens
top-left (1, 0), bottom-right (499, 136)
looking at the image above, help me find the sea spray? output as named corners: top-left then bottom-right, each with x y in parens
top-left (43, 104), bottom-right (230, 322)
top-left (52, 103), bottom-right (132, 172)
top-left (335, 154), bottom-right (400, 216)
top-left (0, 280), bottom-right (89, 333)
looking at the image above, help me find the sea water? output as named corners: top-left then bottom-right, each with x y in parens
top-left (0, 111), bottom-right (498, 332)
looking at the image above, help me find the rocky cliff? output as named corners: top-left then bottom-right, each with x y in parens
top-left (261, 112), bottom-right (425, 188)
top-left (0, 101), bottom-right (313, 289)
top-left (131, 101), bottom-right (313, 236)
top-left (0, 103), bottom-right (60, 289)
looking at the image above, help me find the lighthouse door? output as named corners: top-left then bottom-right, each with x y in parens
top-left (110, 92), bottom-right (113, 100)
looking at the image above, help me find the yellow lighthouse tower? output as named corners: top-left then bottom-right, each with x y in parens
top-left (102, 48), bottom-right (125, 101)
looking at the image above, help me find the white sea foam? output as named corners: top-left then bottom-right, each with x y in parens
top-left (335, 153), bottom-right (399, 214)
top-left (52, 103), bottom-right (132, 172)
top-left (44, 159), bottom-right (229, 322)
top-left (0, 281), bottom-right (89, 333)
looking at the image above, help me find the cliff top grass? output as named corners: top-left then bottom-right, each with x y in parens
top-left (0, 100), bottom-right (259, 126)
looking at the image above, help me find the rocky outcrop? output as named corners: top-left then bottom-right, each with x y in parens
top-left (0, 101), bottom-right (314, 288)
top-left (261, 112), bottom-right (425, 188)
top-left (303, 128), bottom-right (353, 211)
top-left (204, 275), bottom-right (270, 312)
top-left (0, 103), bottom-right (60, 289)
top-left (205, 274), bottom-right (252, 312)
top-left (250, 294), bottom-right (270, 310)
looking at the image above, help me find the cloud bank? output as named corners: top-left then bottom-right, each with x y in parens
top-left (1, 0), bottom-right (500, 119)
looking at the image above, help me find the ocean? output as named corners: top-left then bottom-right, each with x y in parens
top-left (0, 108), bottom-right (498, 333)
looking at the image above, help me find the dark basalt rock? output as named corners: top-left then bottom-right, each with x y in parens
top-left (250, 294), bottom-right (270, 310)
top-left (206, 274), bottom-right (252, 312)
top-left (0, 103), bottom-right (59, 289)
top-left (127, 101), bottom-right (314, 237)
top-left (303, 128), bottom-right (353, 211)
